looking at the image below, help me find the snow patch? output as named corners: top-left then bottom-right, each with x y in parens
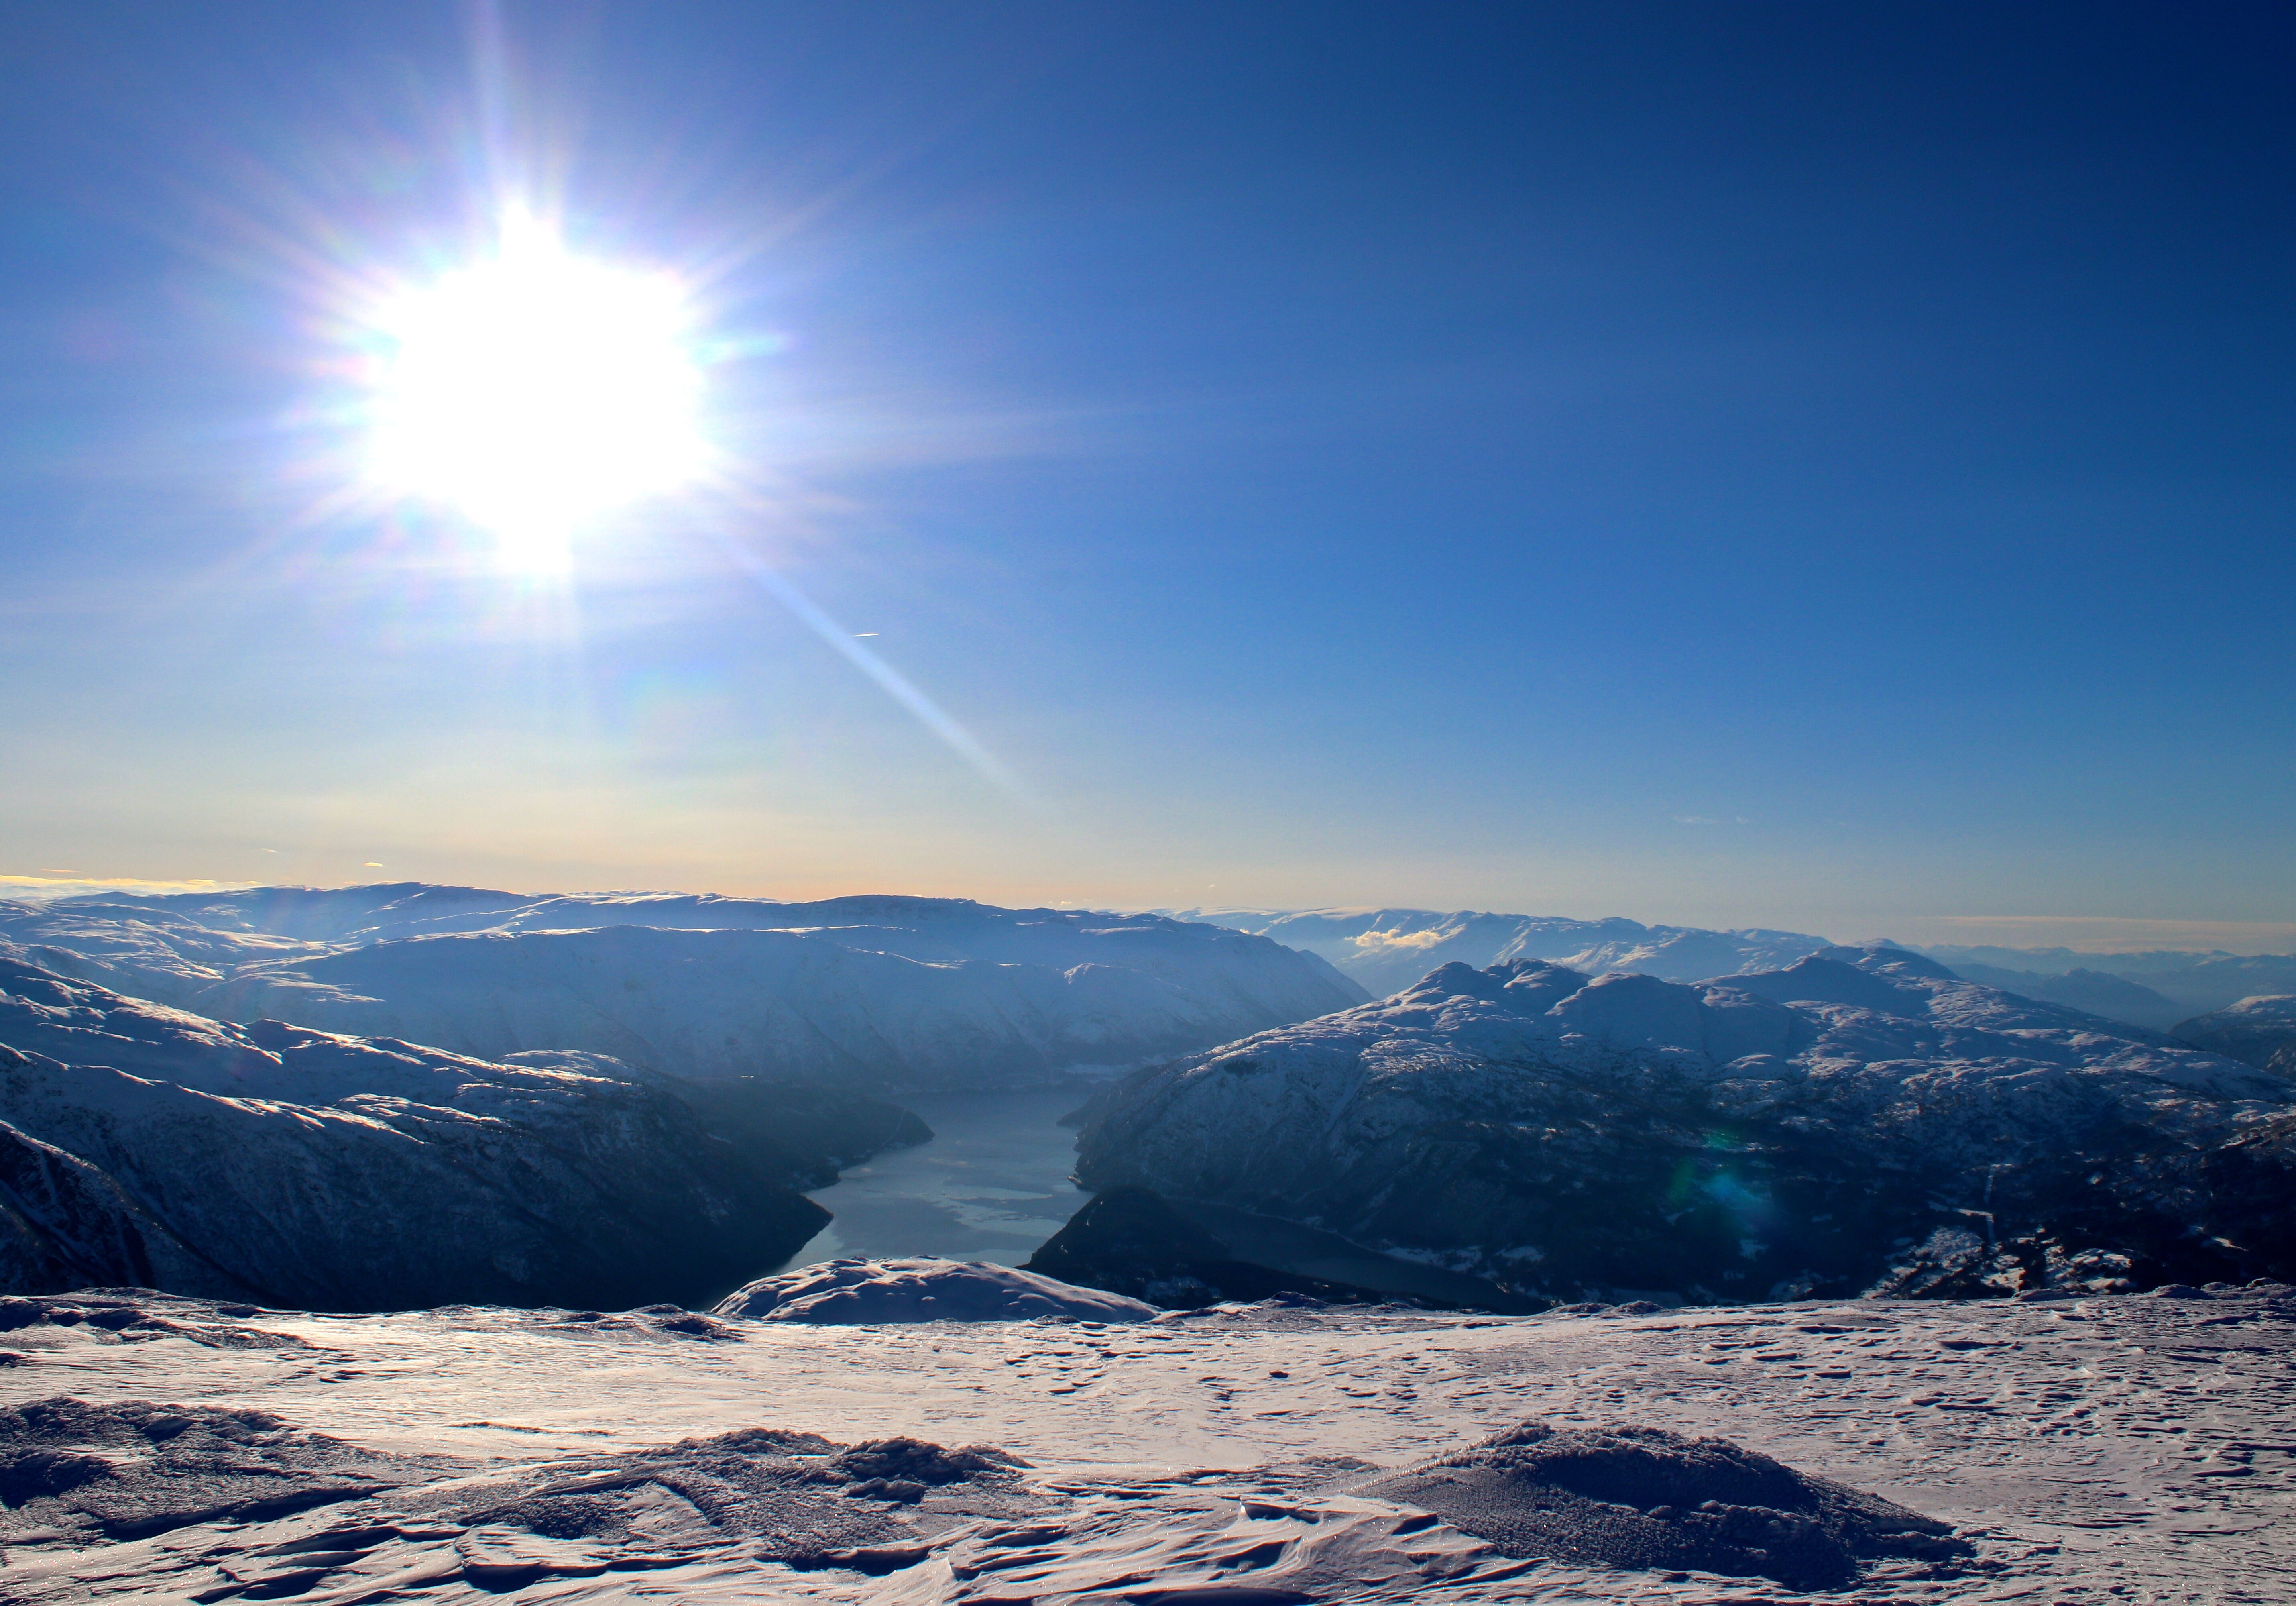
top-left (713, 1258), bottom-right (1158, 1324)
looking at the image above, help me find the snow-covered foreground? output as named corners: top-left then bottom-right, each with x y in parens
top-left (4, 1284), bottom-right (2290, 1603)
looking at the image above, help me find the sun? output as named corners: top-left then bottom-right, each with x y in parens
top-left (364, 213), bottom-right (708, 570)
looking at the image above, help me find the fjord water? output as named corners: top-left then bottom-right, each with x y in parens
top-left (780, 1085), bottom-right (1524, 1309)
top-left (784, 1088), bottom-right (1092, 1269)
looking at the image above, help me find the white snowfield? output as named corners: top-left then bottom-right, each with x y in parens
top-left (714, 1258), bottom-right (1158, 1323)
top-left (2, 1286), bottom-right (2291, 1603)
top-left (0, 887), bottom-right (1366, 1090)
top-left (1179, 906), bottom-right (1841, 995)
top-left (1074, 944), bottom-right (2296, 1301)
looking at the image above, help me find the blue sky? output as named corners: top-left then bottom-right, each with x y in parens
top-left (2, 2), bottom-right (2290, 944)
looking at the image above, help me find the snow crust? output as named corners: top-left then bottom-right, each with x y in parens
top-left (713, 1257), bottom-right (1158, 1323)
top-left (4, 1286), bottom-right (2290, 1604)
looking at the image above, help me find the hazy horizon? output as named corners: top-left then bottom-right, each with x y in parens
top-left (7, 870), bottom-right (2296, 959)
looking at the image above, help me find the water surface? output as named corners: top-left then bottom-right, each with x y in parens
top-left (781, 1086), bottom-right (1525, 1309)
top-left (786, 1087), bottom-right (1091, 1268)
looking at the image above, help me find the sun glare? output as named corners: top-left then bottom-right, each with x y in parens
top-left (365, 214), bottom-right (707, 569)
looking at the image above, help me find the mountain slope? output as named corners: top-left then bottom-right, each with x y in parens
top-left (1941, 964), bottom-right (2188, 1031)
top-left (1073, 946), bottom-right (2296, 1302)
top-left (2172, 995), bottom-right (2296, 1071)
top-left (0, 956), bottom-right (833, 1307)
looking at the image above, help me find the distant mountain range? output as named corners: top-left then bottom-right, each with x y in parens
top-left (1173, 907), bottom-right (2296, 1031)
top-left (1169, 908), bottom-right (1837, 997)
top-left (1920, 945), bottom-right (2296, 1020)
top-left (0, 885), bottom-right (1366, 1092)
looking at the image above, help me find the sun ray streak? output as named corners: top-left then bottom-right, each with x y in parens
top-left (713, 536), bottom-right (1032, 805)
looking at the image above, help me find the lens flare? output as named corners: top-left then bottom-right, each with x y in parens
top-left (364, 212), bottom-right (708, 570)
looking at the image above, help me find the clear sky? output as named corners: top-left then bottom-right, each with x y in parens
top-left (2, 2), bottom-right (2290, 944)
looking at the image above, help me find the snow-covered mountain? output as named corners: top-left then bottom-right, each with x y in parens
top-left (1172, 910), bottom-right (2296, 1033)
top-left (1921, 944), bottom-right (2296, 1019)
top-left (1173, 907), bottom-right (1836, 997)
top-left (1938, 964), bottom-right (2188, 1031)
top-left (0, 955), bottom-right (869, 1308)
top-left (2172, 995), bottom-right (2296, 1073)
top-left (0, 887), bottom-right (1366, 1091)
top-left (1073, 946), bottom-right (2296, 1304)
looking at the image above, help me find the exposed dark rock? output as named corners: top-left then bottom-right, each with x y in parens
top-left (1022, 1187), bottom-right (1423, 1309)
top-left (1867, 1228), bottom-right (2141, 1300)
top-left (1348, 1418), bottom-right (1968, 1590)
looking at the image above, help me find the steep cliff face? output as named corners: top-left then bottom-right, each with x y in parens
top-left (1074, 946), bottom-right (2296, 1302)
top-left (4, 889), bottom-right (1366, 1090)
top-left (0, 957), bottom-right (834, 1307)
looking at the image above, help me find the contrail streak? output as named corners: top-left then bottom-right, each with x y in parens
top-left (716, 539), bottom-right (1031, 803)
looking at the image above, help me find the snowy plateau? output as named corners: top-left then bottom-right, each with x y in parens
top-left (2, 1282), bottom-right (2291, 1603)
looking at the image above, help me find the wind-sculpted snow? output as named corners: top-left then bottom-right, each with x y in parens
top-left (1181, 907), bottom-right (1836, 996)
top-left (3, 887), bottom-right (1365, 1090)
top-left (8, 1287), bottom-right (2290, 1604)
top-left (0, 956), bottom-right (836, 1307)
top-left (713, 1257), bottom-right (1160, 1323)
top-left (1075, 945), bottom-right (2296, 1302)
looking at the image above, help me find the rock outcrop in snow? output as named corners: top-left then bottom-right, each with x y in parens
top-left (1074, 946), bottom-right (2296, 1302)
top-left (0, 956), bottom-right (849, 1307)
top-left (2, 888), bottom-right (1366, 1091)
top-left (1347, 1418), bottom-right (1965, 1590)
top-left (712, 1257), bottom-right (1157, 1323)
top-left (1180, 907), bottom-right (1836, 997)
